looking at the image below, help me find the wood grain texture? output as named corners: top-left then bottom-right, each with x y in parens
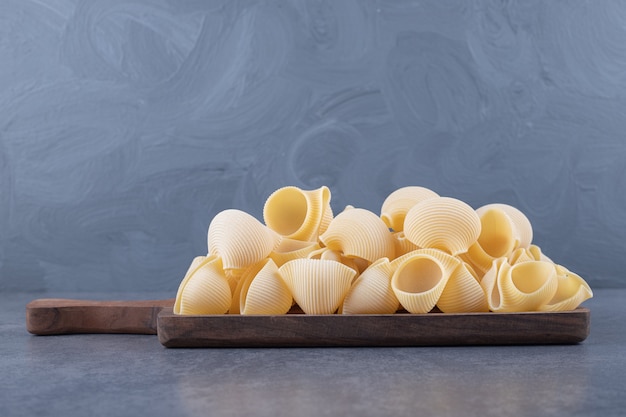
top-left (26, 298), bottom-right (175, 335)
top-left (157, 307), bottom-right (590, 348)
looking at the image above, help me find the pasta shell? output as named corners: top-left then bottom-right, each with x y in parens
top-left (476, 203), bottom-right (533, 249)
top-left (390, 248), bottom-right (461, 276)
top-left (392, 231), bottom-right (420, 258)
top-left (342, 258), bottom-right (399, 314)
top-left (307, 247), bottom-right (362, 275)
top-left (539, 265), bottom-right (593, 311)
top-left (278, 259), bottom-right (356, 314)
top-left (437, 263), bottom-right (489, 313)
top-left (174, 255), bottom-right (232, 315)
top-left (263, 185), bottom-right (333, 241)
top-left (459, 242), bottom-right (493, 277)
top-left (508, 248), bottom-right (534, 265)
top-left (207, 209), bottom-right (280, 270)
top-left (239, 259), bottom-right (293, 315)
top-left (269, 238), bottom-right (321, 267)
top-left (481, 258), bottom-right (558, 312)
top-left (319, 207), bottom-right (395, 262)
top-left (391, 253), bottom-right (453, 314)
top-left (380, 186), bottom-right (439, 232)
top-left (403, 197), bottom-right (481, 256)
top-left (476, 207), bottom-right (517, 258)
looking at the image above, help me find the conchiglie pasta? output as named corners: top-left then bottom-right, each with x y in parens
top-left (319, 207), bottom-right (395, 263)
top-left (207, 209), bottom-right (280, 270)
top-left (380, 186), bottom-right (439, 232)
top-left (476, 207), bottom-right (517, 258)
top-left (279, 259), bottom-right (356, 314)
top-left (391, 253), bottom-right (452, 314)
top-left (392, 231), bottom-right (420, 258)
top-left (263, 186), bottom-right (333, 241)
top-left (404, 197), bottom-right (481, 256)
top-left (238, 259), bottom-right (293, 315)
top-left (342, 258), bottom-right (399, 314)
top-left (174, 255), bottom-right (232, 315)
top-left (481, 258), bottom-right (558, 313)
top-left (476, 203), bottom-right (533, 249)
top-left (269, 238), bottom-right (321, 267)
top-left (539, 265), bottom-right (593, 312)
top-left (437, 263), bottom-right (489, 313)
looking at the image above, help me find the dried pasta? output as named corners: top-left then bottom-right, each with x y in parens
top-left (263, 185), bottom-right (333, 241)
top-left (403, 197), bottom-right (481, 256)
top-left (174, 255), bottom-right (232, 315)
top-left (173, 184), bottom-right (592, 316)
top-left (279, 258), bottom-right (356, 314)
top-left (319, 206), bottom-right (395, 263)
top-left (207, 209), bottom-right (280, 270)
top-left (380, 186), bottom-right (439, 232)
top-left (341, 258), bottom-right (399, 314)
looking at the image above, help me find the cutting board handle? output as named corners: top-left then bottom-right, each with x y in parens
top-left (26, 298), bottom-right (175, 335)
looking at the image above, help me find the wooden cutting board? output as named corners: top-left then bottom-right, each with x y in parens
top-left (26, 298), bottom-right (174, 335)
top-left (26, 299), bottom-right (590, 348)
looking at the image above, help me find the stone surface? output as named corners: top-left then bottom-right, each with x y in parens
top-left (1, 290), bottom-right (623, 417)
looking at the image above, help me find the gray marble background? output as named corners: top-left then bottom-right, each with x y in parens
top-left (1, 0), bottom-right (625, 292)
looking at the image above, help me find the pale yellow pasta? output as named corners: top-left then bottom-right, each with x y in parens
top-left (529, 244), bottom-right (553, 263)
top-left (269, 237), bottom-right (321, 267)
top-left (476, 203), bottom-right (533, 249)
top-left (391, 253), bottom-right (452, 314)
top-left (403, 197), bottom-right (481, 256)
top-left (508, 247), bottom-right (535, 265)
top-left (392, 231), bottom-right (420, 258)
top-left (539, 265), bottom-right (593, 311)
top-left (319, 207), bottom-right (395, 263)
top-left (307, 247), bottom-right (362, 275)
top-left (390, 248), bottom-right (461, 277)
top-left (480, 258), bottom-right (558, 312)
top-left (437, 262), bottom-right (489, 313)
top-left (476, 207), bottom-right (517, 258)
top-left (238, 258), bottom-right (293, 315)
top-left (459, 242), bottom-right (494, 277)
top-left (342, 258), bottom-right (399, 314)
top-left (380, 186), bottom-right (439, 232)
top-left (263, 185), bottom-right (333, 241)
top-left (207, 209), bottom-right (280, 270)
top-left (174, 255), bottom-right (232, 315)
top-left (278, 258), bottom-right (356, 314)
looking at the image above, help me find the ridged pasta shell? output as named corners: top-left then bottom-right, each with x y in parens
top-left (481, 258), bottom-right (558, 312)
top-left (319, 207), bottom-right (395, 262)
top-left (403, 197), bottom-right (481, 256)
top-left (508, 247), bottom-right (533, 265)
top-left (458, 242), bottom-right (493, 277)
top-left (174, 255), bottom-right (232, 315)
top-left (278, 259), bottom-right (356, 314)
top-left (390, 248), bottom-right (460, 276)
top-left (392, 231), bottom-right (420, 258)
top-left (238, 259), bottom-right (293, 315)
top-left (342, 258), bottom-right (399, 314)
top-left (437, 263), bottom-right (489, 313)
top-left (380, 186), bottom-right (439, 232)
top-left (476, 207), bottom-right (517, 258)
top-left (307, 247), bottom-right (362, 275)
top-left (476, 203), bottom-right (533, 249)
top-left (207, 209), bottom-right (280, 270)
top-left (539, 265), bottom-right (593, 311)
top-left (263, 185), bottom-right (333, 242)
top-left (269, 238), bottom-right (321, 267)
top-left (391, 253), bottom-right (452, 314)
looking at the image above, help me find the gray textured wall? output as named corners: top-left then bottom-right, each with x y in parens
top-left (1, 0), bottom-right (625, 292)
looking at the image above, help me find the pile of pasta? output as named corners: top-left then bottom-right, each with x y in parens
top-left (174, 185), bottom-right (593, 315)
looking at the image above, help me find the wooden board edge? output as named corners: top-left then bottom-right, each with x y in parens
top-left (157, 307), bottom-right (590, 348)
